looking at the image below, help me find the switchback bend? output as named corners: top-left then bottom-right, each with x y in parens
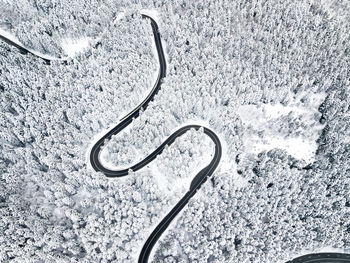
top-left (89, 15), bottom-right (222, 263)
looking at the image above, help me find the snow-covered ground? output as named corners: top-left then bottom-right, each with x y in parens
top-left (60, 37), bottom-right (93, 57)
top-left (1, 0), bottom-right (349, 262)
top-left (238, 91), bottom-right (326, 163)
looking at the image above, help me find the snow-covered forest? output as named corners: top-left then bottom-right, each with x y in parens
top-left (1, 0), bottom-right (349, 262)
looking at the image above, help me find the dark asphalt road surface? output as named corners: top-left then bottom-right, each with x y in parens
top-left (0, 34), bottom-right (60, 64)
top-left (286, 253), bottom-right (350, 262)
top-left (89, 15), bottom-right (222, 262)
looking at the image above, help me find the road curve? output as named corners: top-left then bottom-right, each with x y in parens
top-left (89, 15), bottom-right (222, 262)
top-left (2, 13), bottom-right (349, 263)
top-left (286, 253), bottom-right (350, 262)
top-left (0, 32), bottom-right (68, 64)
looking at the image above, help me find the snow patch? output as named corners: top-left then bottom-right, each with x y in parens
top-left (239, 92), bottom-right (326, 163)
top-left (250, 136), bottom-right (317, 162)
top-left (113, 12), bottom-right (125, 23)
top-left (60, 37), bottom-right (92, 57)
top-left (140, 9), bottom-right (160, 23)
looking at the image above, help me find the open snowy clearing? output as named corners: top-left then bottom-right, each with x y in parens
top-left (238, 91), bottom-right (326, 164)
top-left (60, 37), bottom-right (93, 57)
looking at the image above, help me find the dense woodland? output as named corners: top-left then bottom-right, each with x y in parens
top-left (0, 0), bottom-right (349, 262)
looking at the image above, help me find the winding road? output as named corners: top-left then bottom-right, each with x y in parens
top-left (287, 253), bottom-right (350, 263)
top-left (89, 14), bottom-right (222, 262)
top-left (0, 32), bottom-right (68, 64)
top-left (1, 13), bottom-right (349, 263)
top-left (0, 35), bottom-right (48, 64)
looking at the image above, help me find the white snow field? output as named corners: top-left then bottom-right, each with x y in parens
top-left (0, 0), bottom-right (350, 262)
